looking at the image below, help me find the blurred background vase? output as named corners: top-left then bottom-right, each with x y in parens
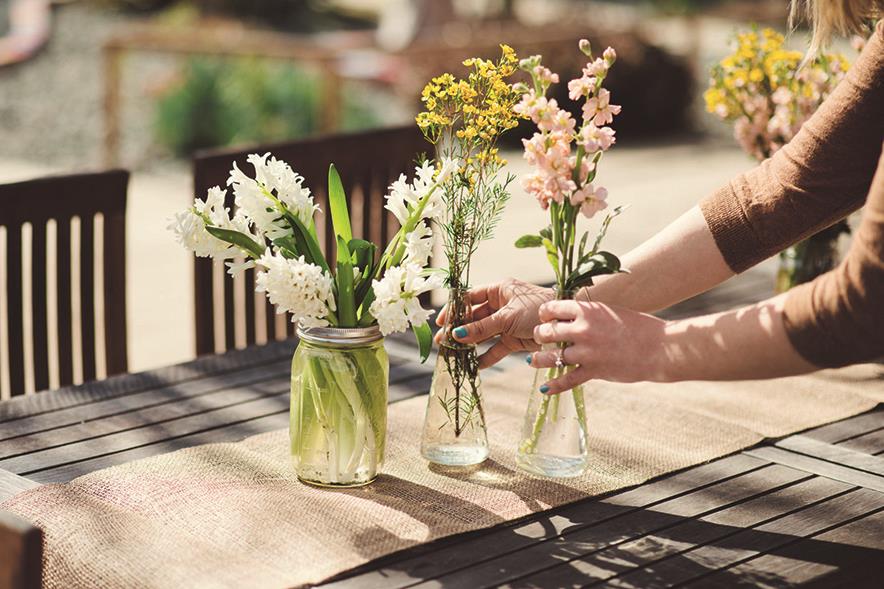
top-left (775, 221), bottom-right (850, 293)
top-left (420, 287), bottom-right (489, 466)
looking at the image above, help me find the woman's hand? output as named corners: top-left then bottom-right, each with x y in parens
top-left (527, 299), bottom-right (669, 394)
top-left (527, 294), bottom-right (817, 392)
top-left (435, 279), bottom-right (555, 368)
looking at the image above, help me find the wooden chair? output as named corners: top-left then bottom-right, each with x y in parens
top-left (0, 170), bottom-right (129, 397)
top-left (192, 126), bottom-right (428, 356)
top-left (0, 512), bottom-right (42, 589)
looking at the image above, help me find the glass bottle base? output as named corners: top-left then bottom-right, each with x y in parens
top-left (297, 475), bottom-right (377, 488)
top-left (516, 452), bottom-right (588, 478)
top-left (421, 443), bottom-right (489, 466)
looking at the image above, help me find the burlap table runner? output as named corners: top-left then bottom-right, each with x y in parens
top-left (3, 362), bottom-right (882, 589)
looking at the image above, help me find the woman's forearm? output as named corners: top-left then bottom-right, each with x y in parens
top-left (659, 293), bottom-right (815, 381)
top-left (581, 205), bottom-right (734, 313)
top-left (530, 294), bottom-right (817, 392)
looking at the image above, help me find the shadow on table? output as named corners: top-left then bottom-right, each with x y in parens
top-left (323, 487), bottom-right (884, 588)
top-left (335, 459), bottom-right (582, 563)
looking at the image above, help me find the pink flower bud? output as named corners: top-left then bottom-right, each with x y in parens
top-left (578, 39), bottom-right (592, 56)
top-left (603, 47), bottom-right (617, 65)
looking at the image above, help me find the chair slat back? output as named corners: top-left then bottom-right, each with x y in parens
top-left (0, 512), bottom-right (42, 589)
top-left (192, 126), bottom-right (428, 356)
top-left (0, 171), bottom-right (129, 396)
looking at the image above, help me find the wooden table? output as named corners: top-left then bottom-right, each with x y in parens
top-left (1, 336), bottom-right (882, 588)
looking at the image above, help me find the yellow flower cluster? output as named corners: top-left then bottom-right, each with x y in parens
top-left (415, 44), bottom-right (522, 169)
top-left (704, 28), bottom-right (849, 120)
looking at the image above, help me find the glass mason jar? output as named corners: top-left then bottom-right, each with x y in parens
top-left (290, 325), bottom-right (388, 487)
top-left (516, 289), bottom-right (588, 478)
top-left (420, 286), bottom-right (489, 466)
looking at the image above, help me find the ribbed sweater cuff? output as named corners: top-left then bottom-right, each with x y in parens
top-left (699, 183), bottom-right (761, 274)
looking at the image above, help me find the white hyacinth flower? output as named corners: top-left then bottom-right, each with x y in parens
top-left (228, 153), bottom-right (318, 240)
top-left (255, 250), bottom-right (335, 328)
top-left (169, 186), bottom-right (247, 259)
top-left (369, 264), bottom-right (444, 335)
top-left (383, 160), bottom-right (449, 226)
top-left (403, 221), bottom-right (434, 267)
top-left (436, 157), bottom-right (460, 184)
top-left (384, 173), bottom-right (419, 225)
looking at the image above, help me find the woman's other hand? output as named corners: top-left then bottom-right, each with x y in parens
top-left (527, 299), bottom-right (668, 393)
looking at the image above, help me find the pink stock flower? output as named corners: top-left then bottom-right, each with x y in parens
top-left (531, 97), bottom-right (561, 131)
top-left (522, 132), bottom-right (571, 173)
top-left (541, 109), bottom-right (576, 134)
top-left (567, 75), bottom-right (596, 100)
top-left (582, 88), bottom-right (621, 126)
top-left (522, 171), bottom-right (575, 210)
top-left (569, 154), bottom-right (595, 185)
top-left (514, 90), bottom-right (542, 121)
top-left (578, 184), bottom-right (608, 219)
top-left (583, 58), bottom-right (608, 77)
top-left (578, 124), bottom-right (616, 152)
top-left (532, 64), bottom-right (560, 85)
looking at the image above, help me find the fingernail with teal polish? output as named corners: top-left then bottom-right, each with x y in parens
top-left (525, 355), bottom-right (532, 365)
top-left (539, 384), bottom-right (550, 394)
top-left (453, 326), bottom-right (468, 338)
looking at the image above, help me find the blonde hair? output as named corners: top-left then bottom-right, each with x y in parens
top-left (789, 0), bottom-right (881, 53)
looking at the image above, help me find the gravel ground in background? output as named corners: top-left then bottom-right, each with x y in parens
top-left (0, 4), bottom-right (139, 168)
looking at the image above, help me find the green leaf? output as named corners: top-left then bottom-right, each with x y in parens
top-left (348, 238), bottom-right (375, 267)
top-left (283, 209), bottom-right (329, 273)
top-left (357, 288), bottom-right (376, 326)
top-left (539, 225), bottom-right (553, 241)
top-left (581, 251), bottom-right (621, 273)
top-left (335, 235), bottom-right (357, 327)
top-left (591, 205), bottom-right (626, 254)
top-left (514, 234), bottom-right (543, 248)
top-left (353, 264), bottom-right (376, 311)
top-left (272, 235), bottom-right (300, 259)
top-left (566, 251), bottom-right (623, 290)
top-left (541, 237), bottom-right (560, 281)
top-left (328, 164), bottom-right (353, 244)
top-left (413, 320), bottom-right (433, 363)
top-left (204, 226), bottom-right (264, 258)
top-left (348, 239), bottom-right (377, 309)
top-left (578, 231), bottom-right (589, 259)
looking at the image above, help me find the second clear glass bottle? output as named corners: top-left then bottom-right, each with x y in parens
top-left (420, 287), bottom-right (489, 466)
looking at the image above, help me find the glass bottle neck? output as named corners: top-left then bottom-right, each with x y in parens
top-left (554, 286), bottom-right (578, 300)
top-left (444, 286), bottom-right (473, 329)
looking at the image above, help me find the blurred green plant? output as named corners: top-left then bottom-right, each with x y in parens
top-left (154, 58), bottom-right (380, 156)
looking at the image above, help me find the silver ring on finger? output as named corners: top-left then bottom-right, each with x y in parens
top-left (555, 349), bottom-right (566, 369)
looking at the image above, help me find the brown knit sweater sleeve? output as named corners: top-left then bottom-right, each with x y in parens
top-left (700, 21), bottom-right (884, 273)
top-left (782, 149), bottom-right (884, 367)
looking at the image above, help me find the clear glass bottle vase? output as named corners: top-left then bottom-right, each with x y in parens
top-left (290, 325), bottom-right (388, 487)
top-left (420, 287), bottom-right (489, 466)
top-left (517, 288), bottom-right (589, 478)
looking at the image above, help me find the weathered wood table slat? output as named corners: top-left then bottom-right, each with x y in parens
top-left (1, 334), bottom-right (882, 588)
